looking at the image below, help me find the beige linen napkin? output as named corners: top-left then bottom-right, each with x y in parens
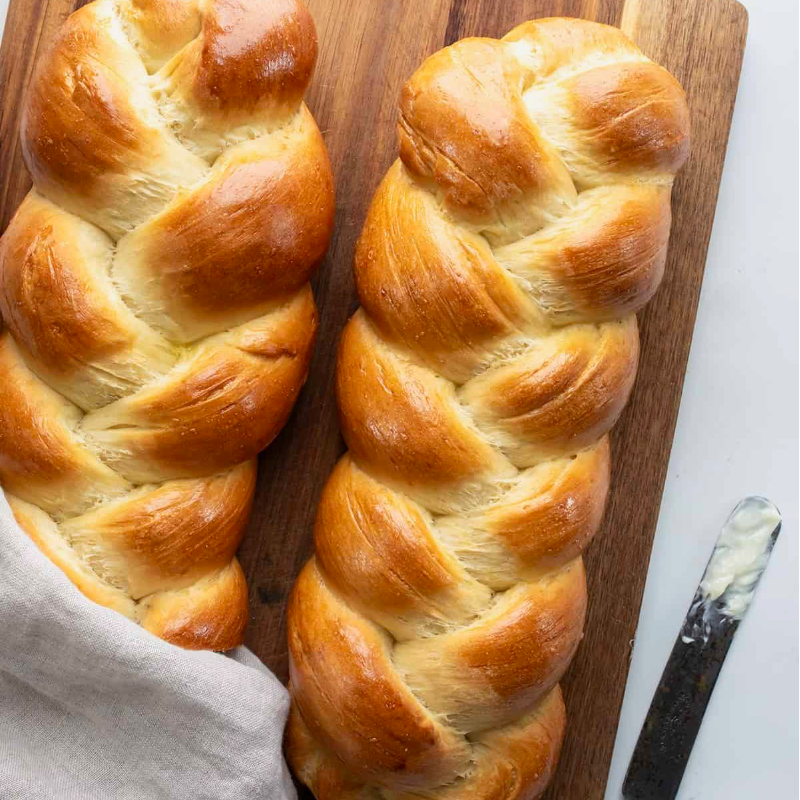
top-left (0, 491), bottom-right (296, 800)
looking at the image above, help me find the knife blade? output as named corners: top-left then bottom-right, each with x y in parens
top-left (621, 495), bottom-right (782, 800)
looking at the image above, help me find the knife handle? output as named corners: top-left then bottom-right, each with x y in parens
top-left (621, 605), bottom-right (737, 800)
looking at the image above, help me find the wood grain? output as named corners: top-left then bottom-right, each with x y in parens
top-left (0, 0), bottom-right (747, 797)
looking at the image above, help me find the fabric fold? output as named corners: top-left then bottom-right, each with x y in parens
top-left (0, 491), bottom-right (295, 800)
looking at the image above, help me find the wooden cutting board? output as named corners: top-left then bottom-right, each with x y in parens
top-left (0, 0), bottom-right (748, 797)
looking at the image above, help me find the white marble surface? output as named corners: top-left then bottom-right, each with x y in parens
top-left (0, 1), bottom-right (796, 797)
top-left (605, 1), bottom-right (799, 797)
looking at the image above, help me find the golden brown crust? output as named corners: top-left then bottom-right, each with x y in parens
top-left (82, 289), bottom-right (318, 482)
top-left (191, 0), bottom-right (317, 118)
top-left (336, 312), bottom-right (513, 507)
top-left (437, 439), bottom-right (611, 585)
top-left (399, 38), bottom-right (575, 231)
top-left (0, 334), bottom-right (131, 518)
top-left (460, 320), bottom-right (640, 464)
top-left (1, 0), bottom-right (331, 650)
top-left (61, 462), bottom-right (257, 598)
top-left (140, 558), bottom-right (250, 651)
top-left (21, 2), bottom-right (208, 238)
top-left (314, 456), bottom-right (491, 639)
top-left (288, 560), bottom-right (472, 790)
top-left (124, 0), bottom-right (202, 70)
top-left (286, 686), bottom-right (567, 800)
top-left (393, 561), bottom-right (586, 733)
top-left (567, 62), bottom-right (690, 177)
top-left (288, 16), bottom-right (689, 800)
top-left (0, 193), bottom-right (177, 409)
top-left (9, 495), bottom-right (137, 618)
top-left (285, 705), bottom-right (376, 800)
top-left (451, 688), bottom-right (567, 800)
top-left (1, 195), bottom-right (130, 370)
top-left (355, 163), bottom-right (542, 382)
top-left (113, 108), bottom-right (333, 339)
top-left (495, 186), bottom-right (672, 323)
top-left (502, 18), bottom-right (643, 79)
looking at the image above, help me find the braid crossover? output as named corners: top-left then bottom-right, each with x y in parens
top-left (286, 18), bottom-right (689, 799)
top-left (0, 0), bottom-right (334, 650)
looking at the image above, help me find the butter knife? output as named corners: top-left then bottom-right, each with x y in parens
top-left (621, 496), bottom-right (782, 800)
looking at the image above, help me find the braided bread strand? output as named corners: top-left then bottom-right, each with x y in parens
top-left (287, 18), bottom-right (689, 798)
top-left (0, 0), bottom-right (334, 650)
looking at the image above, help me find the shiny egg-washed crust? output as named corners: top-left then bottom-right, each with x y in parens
top-left (286, 18), bottom-right (689, 799)
top-left (0, 0), bottom-right (334, 651)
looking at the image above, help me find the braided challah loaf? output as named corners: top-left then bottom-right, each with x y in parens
top-left (286, 18), bottom-right (689, 798)
top-left (0, 0), bottom-right (333, 650)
